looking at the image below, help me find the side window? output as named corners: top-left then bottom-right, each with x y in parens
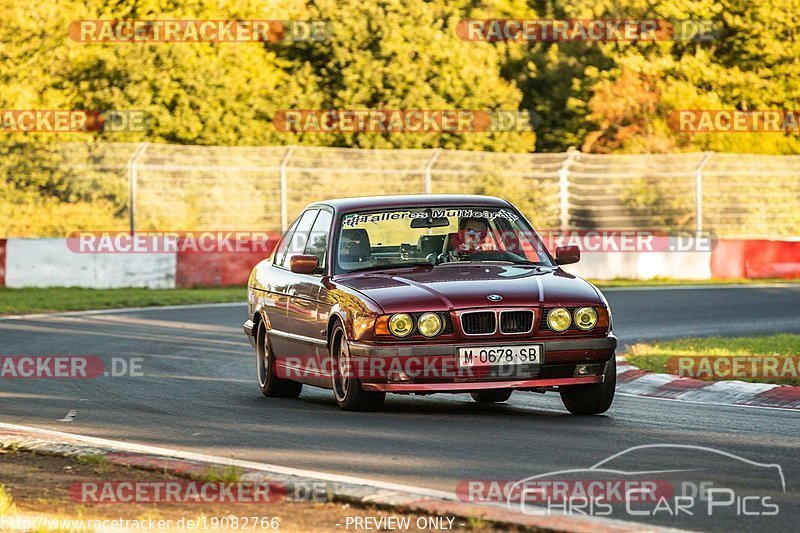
top-left (304, 209), bottom-right (332, 269)
top-left (281, 209), bottom-right (319, 268)
top-left (273, 217), bottom-right (301, 267)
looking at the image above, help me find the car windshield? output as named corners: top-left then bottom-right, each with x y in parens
top-left (335, 206), bottom-right (554, 274)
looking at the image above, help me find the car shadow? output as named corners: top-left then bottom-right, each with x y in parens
top-left (254, 390), bottom-right (619, 423)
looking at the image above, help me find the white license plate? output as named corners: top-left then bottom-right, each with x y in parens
top-left (458, 345), bottom-right (542, 367)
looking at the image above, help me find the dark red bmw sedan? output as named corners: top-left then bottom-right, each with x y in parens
top-left (244, 195), bottom-right (617, 413)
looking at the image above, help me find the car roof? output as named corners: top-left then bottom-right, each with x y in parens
top-left (307, 194), bottom-right (512, 214)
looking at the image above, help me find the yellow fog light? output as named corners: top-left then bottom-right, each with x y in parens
top-left (547, 308), bottom-right (571, 332)
top-left (574, 307), bottom-right (598, 330)
top-left (389, 313), bottom-right (414, 337)
top-left (417, 313), bottom-right (443, 337)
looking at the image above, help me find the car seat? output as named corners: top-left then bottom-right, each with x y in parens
top-left (339, 228), bottom-right (371, 263)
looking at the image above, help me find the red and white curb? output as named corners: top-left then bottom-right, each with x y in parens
top-left (0, 423), bottom-right (682, 533)
top-left (616, 361), bottom-right (800, 410)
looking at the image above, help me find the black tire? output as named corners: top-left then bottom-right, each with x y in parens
top-left (256, 323), bottom-right (302, 398)
top-left (470, 389), bottom-right (513, 403)
top-left (330, 324), bottom-right (385, 411)
top-left (560, 356), bottom-right (616, 415)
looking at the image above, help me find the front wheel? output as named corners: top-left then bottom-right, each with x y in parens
top-left (559, 356), bottom-right (616, 415)
top-left (256, 323), bottom-right (302, 398)
top-left (330, 325), bottom-right (385, 411)
top-left (471, 389), bottom-right (513, 403)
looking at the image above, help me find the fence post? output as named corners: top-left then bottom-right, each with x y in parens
top-left (279, 145), bottom-right (296, 231)
top-left (558, 147), bottom-right (578, 231)
top-left (128, 142), bottom-right (148, 234)
top-left (695, 152), bottom-right (712, 233)
top-left (423, 148), bottom-right (442, 194)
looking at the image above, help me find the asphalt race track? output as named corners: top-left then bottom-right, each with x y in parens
top-left (1, 285), bottom-right (799, 531)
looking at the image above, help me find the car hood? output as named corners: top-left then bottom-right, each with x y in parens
top-left (335, 264), bottom-right (603, 313)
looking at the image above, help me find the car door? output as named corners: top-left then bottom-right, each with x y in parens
top-left (269, 209), bottom-right (319, 362)
top-left (286, 208), bottom-right (332, 386)
top-left (258, 217), bottom-right (298, 359)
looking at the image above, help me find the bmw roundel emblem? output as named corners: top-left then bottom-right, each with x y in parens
top-left (487, 294), bottom-right (503, 302)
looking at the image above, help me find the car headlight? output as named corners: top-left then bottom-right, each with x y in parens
top-left (574, 307), bottom-right (598, 330)
top-left (417, 312), bottom-right (442, 337)
top-left (547, 308), bottom-right (571, 332)
top-left (388, 313), bottom-right (414, 337)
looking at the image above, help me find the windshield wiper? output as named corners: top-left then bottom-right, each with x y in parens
top-left (441, 261), bottom-right (556, 272)
top-left (511, 259), bottom-right (550, 266)
top-left (444, 259), bottom-right (545, 266)
top-left (346, 262), bottom-right (434, 273)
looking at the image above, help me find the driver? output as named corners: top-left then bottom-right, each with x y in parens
top-left (447, 217), bottom-right (493, 256)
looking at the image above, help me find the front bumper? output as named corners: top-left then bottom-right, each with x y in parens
top-left (348, 335), bottom-right (616, 392)
top-left (243, 319), bottom-right (256, 348)
top-left (349, 336), bottom-right (616, 359)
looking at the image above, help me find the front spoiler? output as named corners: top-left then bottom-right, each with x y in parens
top-left (361, 375), bottom-right (603, 393)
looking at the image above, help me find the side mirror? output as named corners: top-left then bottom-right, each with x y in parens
top-left (289, 255), bottom-right (319, 274)
top-left (555, 245), bottom-right (580, 265)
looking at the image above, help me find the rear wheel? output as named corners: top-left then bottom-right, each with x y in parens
top-left (559, 356), bottom-right (616, 415)
top-left (330, 324), bottom-right (385, 411)
top-left (470, 389), bottom-right (513, 403)
top-left (256, 323), bottom-right (302, 398)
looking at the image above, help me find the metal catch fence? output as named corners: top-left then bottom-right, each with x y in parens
top-left (2, 142), bottom-right (798, 238)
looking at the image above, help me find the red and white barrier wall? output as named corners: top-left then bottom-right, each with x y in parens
top-left (0, 238), bottom-right (797, 288)
top-left (175, 247), bottom-right (276, 287)
top-left (569, 250), bottom-right (713, 280)
top-left (0, 237), bottom-right (277, 289)
top-left (5, 239), bottom-right (178, 289)
top-left (710, 239), bottom-right (800, 279)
